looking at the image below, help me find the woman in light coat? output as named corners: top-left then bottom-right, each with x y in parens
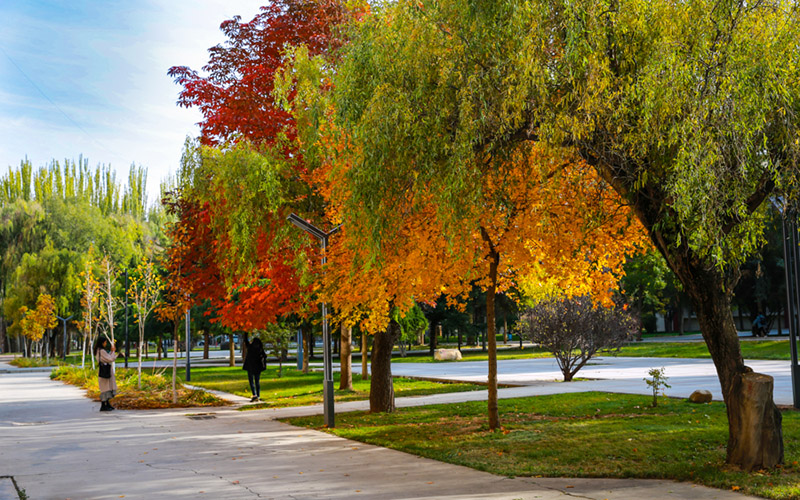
top-left (95, 337), bottom-right (118, 411)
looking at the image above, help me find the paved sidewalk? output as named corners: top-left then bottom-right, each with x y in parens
top-left (1, 366), bottom-right (762, 500)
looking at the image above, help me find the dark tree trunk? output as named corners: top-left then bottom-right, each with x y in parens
top-left (0, 315), bottom-right (6, 354)
top-left (428, 324), bottom-right (437, 356)
top-left (676, 263), bottom-right (784, 469)
top-left (486, 253), bottom-right (500, 430)
top-left (228, 333), bottom-right (235, 367)
top-left (370, 319), bottom-right (400, 413)
top-left (481, 227), bottom-right (501, 430)
top-left (339, 324), bottom-right (353, 391)
top-left (203, 331), bottom-right (210, 359)
top-left (361, 331), bottom-right (368, 380)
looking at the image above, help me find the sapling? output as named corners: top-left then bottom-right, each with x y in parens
top-left (644, 367), bottom-right (671, 407)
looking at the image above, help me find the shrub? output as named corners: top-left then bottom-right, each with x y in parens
top-left (519, 296), bottom-right (637, 381)
top-left (52, 365), bottom-right (226, 409)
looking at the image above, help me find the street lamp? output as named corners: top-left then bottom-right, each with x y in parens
top-left (57, 314), bottom-right (73, 361)
top-left (185, 309), bottom-right (191, 382)
top-left (780, 204), bottom-right (800, 409)
top-left (287, 213), bottom-right (341, 428)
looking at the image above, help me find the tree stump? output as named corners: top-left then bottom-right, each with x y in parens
top-left (727, 372), bottom-right (783, 470)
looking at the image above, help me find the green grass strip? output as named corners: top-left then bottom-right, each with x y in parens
top-left (286, 392), bottom-right (800, 500)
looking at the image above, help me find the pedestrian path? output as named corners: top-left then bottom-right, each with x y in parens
top-left (0, 367), bottom-right (763, 499)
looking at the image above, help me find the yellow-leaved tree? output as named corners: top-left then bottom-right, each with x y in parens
top-left (128, 256), bottom-right (162, 389)
top-left (18, 294), bottom-right (57, 359)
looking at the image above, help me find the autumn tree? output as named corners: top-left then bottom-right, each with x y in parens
top-left (331, 0), bottom-right (799, 469)
top-left (17, 294), bottom-right (57, 358)
top-left (78, 257), bottom-right (101, 369)
top-left (97, 256), bottom-right (117, 345)
top-left (166, 0), bottom-right (361, 361)
top-left (313, 14), bottom-right (648, 419)
top-left (129, 256), bottom-right (162, 389)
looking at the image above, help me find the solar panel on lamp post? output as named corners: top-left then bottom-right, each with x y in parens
top-left (287, 213), bottom-right (341, 428)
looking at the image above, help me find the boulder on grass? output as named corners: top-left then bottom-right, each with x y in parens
top-left (434, 348), bottom-right (462, 361)
top-left (689, 390), bottom-right (712, 404)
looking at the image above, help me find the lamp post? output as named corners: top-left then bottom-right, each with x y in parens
top-left (57, 314), bottom-right (73, 361)
top-left (780, 204), bottom-right (800, 409)
top-left (288, 213), bottom-right (341, 428)
top-left (185, 309), bottom-right (191, 382)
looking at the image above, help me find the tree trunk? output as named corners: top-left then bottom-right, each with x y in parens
top-left (0, 315), bottom-right (7, 354)
top-left (428, 323), bottom-right (437, 356)
top-left (339, 324), bottom-right (353, 391)
top-left (228, 333), bottom-right (235, 367)
top-left (664, 245), bottom-right (783, 469)
top-left (485, 244), bottom-right (500, 431)
top-left (157, 336), bottom-right (162, 360)
top-left (203, 331), bottom-right (209, 359)
top-left (361, 331), bottom-right (368, 380)
top-left (370, 319), bottom-right (400, 413)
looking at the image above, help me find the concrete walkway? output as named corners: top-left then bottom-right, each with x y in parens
top-left (0, 360), bottom-right (762, 500)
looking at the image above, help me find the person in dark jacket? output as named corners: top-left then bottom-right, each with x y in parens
top-left (243, 334), bottom-right (267, 402)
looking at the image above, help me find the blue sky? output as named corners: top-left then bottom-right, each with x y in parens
top-left (0, 0), bottom-right (263, 203)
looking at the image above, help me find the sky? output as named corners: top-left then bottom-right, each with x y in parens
top-left (0, 0), bottom-right (264, 204)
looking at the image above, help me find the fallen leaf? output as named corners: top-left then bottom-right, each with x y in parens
top-left (565, 486), bottom-right (574, 489)
top-left (427, 482), bottom-right (434, 485)
top-left (232, 481), bottom-right (239, 485)
top-left (732, 486), bottom-right (741, 491)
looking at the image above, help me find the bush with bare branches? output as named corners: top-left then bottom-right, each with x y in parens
top-left (519, 296), bottom-right (637, 381)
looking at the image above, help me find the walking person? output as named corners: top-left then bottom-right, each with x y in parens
top-left (243, 334), bottom-right (267, 402)
top-left (95, 336), bottom-right (118, 411)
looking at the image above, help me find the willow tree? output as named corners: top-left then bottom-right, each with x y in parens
top-left (328, 2), bottom-right (646, 422)
top-left (334, 0), bottom-right (799, 469)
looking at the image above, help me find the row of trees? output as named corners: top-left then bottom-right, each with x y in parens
top-left (166, 0), bottom-right (799, 471)
top-left (0, 159), bottom-right (158, 358)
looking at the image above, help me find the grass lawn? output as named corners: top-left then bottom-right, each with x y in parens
top-left (392, 346), bottom-right (554, 363)
top-left (616, 340), bottom-right (792, 360)
top-left (52, 365), bottom-right (227, 409)
top-left (392, 340), bottom-right (793, 363)
top-left (178, 366), bottom-right (483, 408)
top-left (286, 392), bottom-right (800, 500)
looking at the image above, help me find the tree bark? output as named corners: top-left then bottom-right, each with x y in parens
top-left (203, 331), bottom-right (209, 359)
top-left (361, 331), bottom-right (368, 380)
top-left (676, 263), bottom-right (784, 469)
top-left (0, 315), bottom-right (6, 354)
top-left (481, 227), bottom-right (501, 430)
top-left (370, 319), bottom-right (400, 413)
top-left (229, 333), bottom-right (235, 367)
top-left (339, 323), bottom-right (353, 391)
